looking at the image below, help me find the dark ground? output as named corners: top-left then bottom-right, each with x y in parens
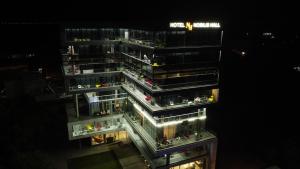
top-left (68, 151), bottom-right (122, 169)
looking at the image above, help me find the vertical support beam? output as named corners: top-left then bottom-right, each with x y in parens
top-left (74, 94), bottom-right (79, 118)
top-left (218, 50), bottom-right (222, 62)
top-left (78, 139), bottom-right (82, 149)
top-left (111, 44), bottom-right (115, 54)
top-left (113, 89), bottom-right (118, 113)
top-left (220, 30), bottom-right (224, 46)
top-left (65, 78), bottom-right (70, 93)
top-left (115, 89), bottom-right (118, 97)
top-left (166, 154), bottom-right (170, 166)
top-left (219, 30), bottom-right (224, 62)
top-left (209, 139), bottom-right (218, 169)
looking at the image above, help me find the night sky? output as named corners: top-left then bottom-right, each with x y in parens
top-left (1, 2), bottom-right (300, 169)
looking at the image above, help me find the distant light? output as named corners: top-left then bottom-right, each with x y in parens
top-left (38, 68), bottom-right (43, 73)
top-left (241, 51), bottom-right (246, 55)
top-left (26, 53), bottom-right (35, 58)
top-left (293, 66), bottom-right (300, 72)
top-left (263, 32), bottom-right (272, 36)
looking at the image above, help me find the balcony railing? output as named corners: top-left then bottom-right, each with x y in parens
top-left (69, 82), bottom-right (122, 93)
top-left (124, 83), bottom-right (215, 113)
top-left (121, 39), bottom-right (157, 49)
top-left (128, 97), bottom-right (206, 127)
top-left (125, 106), bottom-right (214, 153)
top-left (154, 110), bottom-right (206, 125)
top-left (85, 93), bottom-right (128, 103)
top-left (72, 123), bottom-right (125, 137)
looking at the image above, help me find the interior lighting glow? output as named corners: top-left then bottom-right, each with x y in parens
top-left (132, 102), bottom-right (206, 128)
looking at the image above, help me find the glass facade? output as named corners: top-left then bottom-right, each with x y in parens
top-left (71, 117), bottom-right (123, 138)
top-left (64, 28), bottom-right (123, 41)
top-left (85, 91), bottom-right (127, 116)
top-left (67, 74), bottom-right (123, 91)
top-left (91, 131), bottom-right (128, 145)
top-left (122, 47), bottom-right (219, 90)
top-left (124, 77), bottom-right (217, 108)
top-left (127, 99), bottom-right (207, 149)
top-left (62, 23), bottom-right (221, 169)
top-left (63, 60), bottom-right (123, 75)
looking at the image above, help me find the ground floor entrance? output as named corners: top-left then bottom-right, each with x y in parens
top-left (170, 159), bottom-right (205, 169)
top-left (91, 130), bottom-right (129, 145)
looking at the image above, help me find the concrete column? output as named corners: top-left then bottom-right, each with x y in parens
top-left (111, 44), bottom-right (115, 54)
top-left (115, 89), bottom-right (118, 98)
top-left (209, 140), bottom-right (218, 169)
top-left (125, 30), bottom-right (129, 40)
top-left (74, 94), bottom-right (79, 118)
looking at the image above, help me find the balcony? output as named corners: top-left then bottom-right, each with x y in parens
top-left (125, 119), bottom-right (209, 169)
top-left (122, 52), bottom-right (152, 66)
top-left (125, 104), bottom-right (215, 156)
top-left (63, 65), bottom-right (123, 77)
top-left (122, 83), bottom-right (215, 113)
top-left (121, 39), bottom-right (157, 50)
top-left (128, 97), bottom-right (207, 127)
top-left (67, 114), bottom-right (125, 140)
top-left (123, 70), bottom-right (161, 93)
top-left (63, 54), bottom-right (123, 64)
top-left (123, 69), bottom-right (218, 94)
top-left (85, 92), bottom-right (128, 103)
top-left (68, 82), bottom-right (122, 94)
top-left (64, 39), bottom-right (120, 46)
top-left (154, 111), bottom-right (206, 128)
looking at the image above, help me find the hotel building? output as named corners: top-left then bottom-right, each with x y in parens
top-left (62, 21), bottom-right (222, 169)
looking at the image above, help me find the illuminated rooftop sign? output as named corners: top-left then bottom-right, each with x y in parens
top-left (169, 22), bottom-right (185, 28)
top-left (170, 22), bottom-right (220, 30)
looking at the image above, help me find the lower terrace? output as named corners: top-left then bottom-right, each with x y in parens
top-left (125, 112), bottom-right (216, 156)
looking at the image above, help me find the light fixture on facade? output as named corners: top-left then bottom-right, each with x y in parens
top-left (132, 101), bottom-right (206, 128)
